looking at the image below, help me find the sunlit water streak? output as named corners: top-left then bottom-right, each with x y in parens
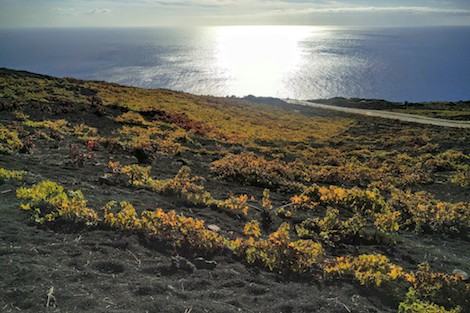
top-left (0, 26), bottom-right (469, 102)
top-left (213, 26), bottom-right (311, 96)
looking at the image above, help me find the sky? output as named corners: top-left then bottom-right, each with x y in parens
top-left (0, 0), bottom-right (469, 28)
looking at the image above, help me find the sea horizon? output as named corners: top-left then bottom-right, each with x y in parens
top-left (1, 25), bottom-right (469, 102)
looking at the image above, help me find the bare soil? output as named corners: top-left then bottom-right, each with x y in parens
top-left (1, 78), bottom-right (469, 312)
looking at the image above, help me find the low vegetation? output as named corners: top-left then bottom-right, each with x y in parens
top-left (1, 68), bottom-right (469, 312)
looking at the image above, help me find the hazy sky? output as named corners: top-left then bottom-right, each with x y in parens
top-left (1, 0), bottom-right (469, 28)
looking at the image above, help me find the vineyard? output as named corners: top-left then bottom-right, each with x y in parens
top-left (1, 68), bottom-right (469, 313)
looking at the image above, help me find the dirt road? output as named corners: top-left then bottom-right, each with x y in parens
top-left (286, 99), bottom-right (470, 128)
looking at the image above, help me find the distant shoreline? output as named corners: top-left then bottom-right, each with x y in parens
top-left (286, 99), bottom-right (470, 128)
top-left (2, 67), bottom-right (470, 128)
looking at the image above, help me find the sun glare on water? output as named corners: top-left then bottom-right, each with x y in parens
top-left (212, 26), bottom-right (319, 97)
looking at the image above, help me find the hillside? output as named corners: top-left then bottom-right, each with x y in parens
top-left (1, 68), bottom-right (469, 313)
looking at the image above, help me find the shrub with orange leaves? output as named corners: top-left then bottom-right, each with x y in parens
top-left (262, 188), bottom-right (273, 210)
top-left (0, 168), bottom-right (27, 181)
top-left (322, 254), bottom-right (406, 286)
top-left (16, 181), bottom-right (98, 225)
top-left (402, 263), bottom-right (468, 313)
top-left (295, 209), bottom-right (366, 245)
top-left (244, 220), bottom-right (261, 238)
top-left (217, 194), bottom-right (250, 215)
top-left (157, 166), bottom-right (206, 199)
top-left (107, 162), bottom-right (210, 205)
top-left (211, 152), bottom-right (303, 190)
top-left (291, 184), bottom-right (400, 242)
top-left (103, 201), bottom-right (142, 230)
top-left (399, 287), bottom-right (462, 313)
top-left (115, 125), bottom-right (186, 155)
top-left (409, 263), bottom-right (466, 299)
top-left (23, 118), bottom-right (98, 141)
top-left (295, 184), bottom-right (388, 214)
top-left (140, 208), bottom-right (225, 251)
top-left (389, 189), bottom-right (470, 234)
top-left (86, 139), bottom-right (99, 151)
top-left (18, 181), bottom-right (225, 252)
top-left (451, 165), bottom-right (470, 189)
top-left (229, 222), bottom-right (324, 273)
top-left (114, 111), bottom-right (150, 126)
top-left (0, 124), bottom-right (24, 154)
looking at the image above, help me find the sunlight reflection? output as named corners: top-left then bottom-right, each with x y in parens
top-left (212, 26), bottom-right (320, 97)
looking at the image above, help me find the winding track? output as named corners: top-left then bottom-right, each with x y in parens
top-left (285, 99), bottom-right (470, 129)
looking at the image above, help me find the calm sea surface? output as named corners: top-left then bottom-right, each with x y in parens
top-left (1, 26), bottom-right (469, 102)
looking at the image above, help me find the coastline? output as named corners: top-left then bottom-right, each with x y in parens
top-left (286, 99), bottom-right (470, 128)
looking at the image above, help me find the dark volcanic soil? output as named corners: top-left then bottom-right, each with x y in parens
top-left (1, 81), bottom-right (469, 312)
top-left (0, 101), bottom-right (400, 313)
top-left (0, 187), bottom-right (392, 313)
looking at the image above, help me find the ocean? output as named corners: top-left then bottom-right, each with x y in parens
top-left (0, 26), bottom-right (469, 102)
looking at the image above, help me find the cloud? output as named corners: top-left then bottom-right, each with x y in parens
top-left (88, 8), bottom-right (111, 14)
top-left (50, 7), bottom-right (111, 15)
top-left (5, 0), bottom-right (470, 27)
top-left (258, 5), bottom-right (470, 17)
top-left (50, 7), bottom-right (77, 12)
top-left (50, 1), bottom-right (470, 15)
top-left (314, 6), bottom-right (470, 14)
